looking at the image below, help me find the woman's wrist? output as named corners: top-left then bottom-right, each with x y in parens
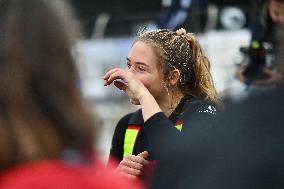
top-left (138, 90), bottom-right (162, 122)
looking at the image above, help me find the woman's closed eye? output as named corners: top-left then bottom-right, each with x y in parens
top-left (126, 62), bottom-right (131, 69)
top-left (126, 62), bottom-right (147, 72)
top-left (137, 66), bottom-right (146, 72)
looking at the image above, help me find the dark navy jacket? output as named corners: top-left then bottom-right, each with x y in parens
top-left (110, 96), bottom-right (218, 162)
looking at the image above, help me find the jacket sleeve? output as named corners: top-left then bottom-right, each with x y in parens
top-left (143, 102), bottom-right (218, 159)
top-left (109, 113), bottom-right (132, 162)
top-left (143, 112), bottom-right (180, 159)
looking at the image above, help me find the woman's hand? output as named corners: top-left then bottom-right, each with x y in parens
top-left (250, 68), bottom-right (282, 86)
top-left (103, 68), bottom-right (162, 121)
top-left (236, 64), bottom-right (282, 86)
top-left (103, 68), bottom-right (149, 105)
top-left (235, 64), bottom-right (247, 83)
top-left (115, 151), bottom-right (149, 179)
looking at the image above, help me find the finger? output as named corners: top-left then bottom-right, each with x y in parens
top-left (137, 151), bottom-right (149, 166)
top-left (138, 151), bottom-right (149, 159)
top-left (128, 154), bottom-right (148, 166)
top-left (120, 172), bottom-right (137, 179)
top-left (114, 80), bottom-right (127, 90)
top-left (105, 70), bottom-right (127, 86)
top-left (120, 165), bottom-right (141, 176)
top-left (103, 68), bottom-right (121, 86)
top-left (115, 164), bottom-right (140, 178)
top-left (120, 159), bottom-right (143, 170)
top-left (103, 68), bottom-right (120, 80)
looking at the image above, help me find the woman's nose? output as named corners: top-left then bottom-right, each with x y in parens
top-left (127, 66), bottom-right (136, 74)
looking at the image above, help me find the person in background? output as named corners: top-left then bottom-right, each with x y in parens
top-left (150, 33), bottom-right (284, 189)
top-left (157, 0), bottom-right (209, 33)
top-left (0, 0), bottom-right (142, 188)
top-left (251, 0), bottom-right (284, 42)
top-left (236, 0), bottom-right (284, 87)
top-left (103, 28), bottom-right (218, 185)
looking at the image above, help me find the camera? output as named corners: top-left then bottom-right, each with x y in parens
top-left (240, 40), bottom-right (274, 84)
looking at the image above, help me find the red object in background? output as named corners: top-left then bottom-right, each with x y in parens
top-left (0, 158), bottom-right (143, 189)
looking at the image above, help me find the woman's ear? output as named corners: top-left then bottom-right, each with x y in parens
top-left (169, 69), bottom-right (180, 86)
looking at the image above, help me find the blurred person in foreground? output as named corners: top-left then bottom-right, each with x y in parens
top-left (0, 0), bottom-right (142, 188)
top-left (150, 34), bottom-right (284, 189)
top-left (103, 28), bottom-right (218, 185)
top-left (236, 0), bottom-right (284, 88)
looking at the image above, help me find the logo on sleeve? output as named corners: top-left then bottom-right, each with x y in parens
top-left (198, 105), bottom-right (217, 115)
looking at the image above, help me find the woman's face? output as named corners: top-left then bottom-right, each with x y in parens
top-left (269, 0), bottom-right (284, 25)
top-left (126, 41), bottom-right (168, 103)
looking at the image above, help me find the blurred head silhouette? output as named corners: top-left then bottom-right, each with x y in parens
top-left (268, 0), bottom-right (284, 26)
top-left (0, 0), bottom-right (95, 170)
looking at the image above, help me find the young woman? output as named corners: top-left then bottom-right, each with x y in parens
top-left (0, 0), bottom-right (141, 188)
top-left (103, 28), bottom-right (218, 183)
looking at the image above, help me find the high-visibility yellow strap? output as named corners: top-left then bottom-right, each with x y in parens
top-left (123, 126), bottom-right (140, 157)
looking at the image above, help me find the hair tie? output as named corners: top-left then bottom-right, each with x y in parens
top-left (175, 28), bottom-right (193, 43)
top-left (176, 28), bottom-right (187, 36)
